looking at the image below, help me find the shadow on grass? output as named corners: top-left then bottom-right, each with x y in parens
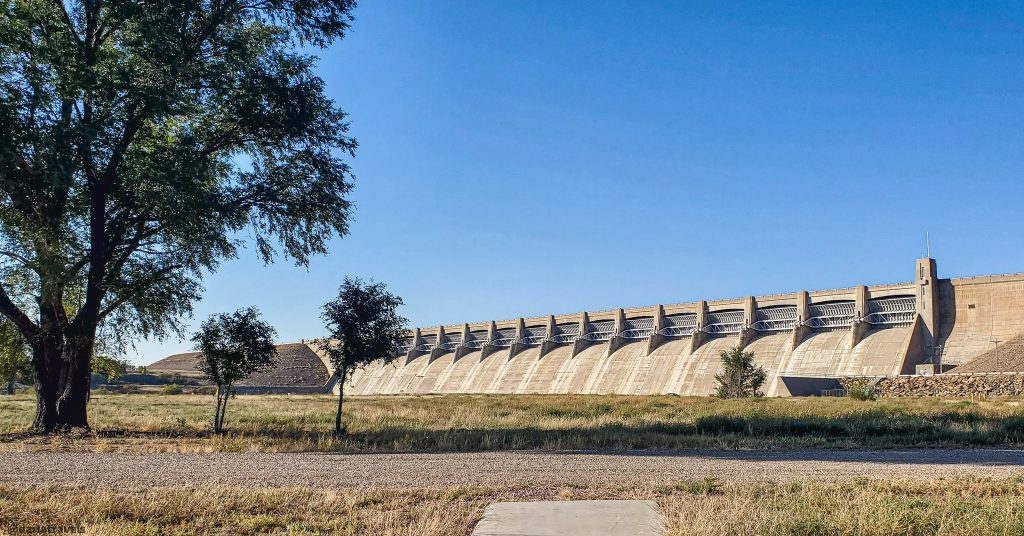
top-left (5, 412), bottom-right (1024, 456)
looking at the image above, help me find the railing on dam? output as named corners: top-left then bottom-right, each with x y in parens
top-left (806, 301), bottom-right (855, 330)
top-left (462, 330), bottom-right (489, 349)
top-left (414, 334), bottom-right (437, 352)
top-left (660, 313), bottom-right (697, 337)
top-left (864, 296), bottom-right (916, 326)
top-left (395, 337), bottom-right (413, 355)
top-left (439, 332), bottom-right (463, 351)
top-left (582, 319), bottom-right (615, 341)
top-left (751, 305), bottom-right (797, 332)
top-left (619, 316), bottom-right (654, 339)
top-left (549, 322), bottom-right (580, 344)
top-left (519, 325), bottom-right (547, 345)
top-left (704, 310), bottom-right (744, 334)
top-left (489, 327), bottom-right (517, 348)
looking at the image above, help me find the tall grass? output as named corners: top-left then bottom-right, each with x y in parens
top-left (2, 393), bottom-right (1024, 452)
top-left (2, 479), bottom-right (1023, 535)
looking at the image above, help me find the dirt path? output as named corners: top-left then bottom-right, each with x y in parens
top-left (5, 449), bottom-right (1024, 489)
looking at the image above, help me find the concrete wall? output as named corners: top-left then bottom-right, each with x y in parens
top-left (935, 273), bottom-right (1024, 366)
top-left (345, 259), bottom-right (1024, 397)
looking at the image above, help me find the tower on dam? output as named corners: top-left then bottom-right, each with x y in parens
top-left (345, 258), bottom-right (1024, 397)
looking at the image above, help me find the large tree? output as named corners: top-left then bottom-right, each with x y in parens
top-left (0, 0), bottom-right (357, 432)
top-left (319, 277), bottom-right (406, 435)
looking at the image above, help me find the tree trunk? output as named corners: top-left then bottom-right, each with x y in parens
top-left (220, 387), bottom-right (230, 432)
top-left (213, 385), bottom-right (224, 433)
top-left (31, 334), bottom-right (93, 433)
top-left (334, 370), bottom-right (347, 435)
top-left (5, 377), bottom-right (14, 395)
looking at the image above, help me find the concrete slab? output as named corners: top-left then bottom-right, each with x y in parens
top-left (472, 500), bottom-right (663, 536)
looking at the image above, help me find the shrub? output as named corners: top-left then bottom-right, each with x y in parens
top-left (162, 384), bottom-right (183, 395)
top-left (841, 377), bottom-right (876, 401)
top-left (714, 346), bottom-right (766, 398)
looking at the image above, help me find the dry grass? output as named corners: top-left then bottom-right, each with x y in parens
top-left (2, 393), bottom-right (1024, 452)
top-left (2, 479), bottom-right (1024, 535)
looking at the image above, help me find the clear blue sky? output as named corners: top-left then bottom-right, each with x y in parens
top-left (133, 1), bottom-right (1023, 364)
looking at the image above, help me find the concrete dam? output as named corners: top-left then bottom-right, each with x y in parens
top-left (344, 257), bottom-right (1024, 397)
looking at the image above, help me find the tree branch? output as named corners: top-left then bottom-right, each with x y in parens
top-left (50, 0), bottom-right (83, 45)
top-left (97, 264), bottom-right (183, 320)
top-left (0, 282), bottom-right (39, 341)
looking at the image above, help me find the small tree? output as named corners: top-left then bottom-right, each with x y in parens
top-left (91, 355), bottom-right (129, 383)
top-left (193, 308), bottom-right (277, 433)
top-left (319, 278), bottom-right (407, 435)
top-left (0, 320), bottom-right (30, 395)
top-left (714, 346), bottom-right (766, 398)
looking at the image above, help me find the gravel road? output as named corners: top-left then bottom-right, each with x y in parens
top-left (4, 449), bottom-right (1024, 489)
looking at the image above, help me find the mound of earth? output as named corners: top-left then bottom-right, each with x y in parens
top-left (148, 343), bottom-right (330, 387)
top-left (950, 335), bottom-right (1024, 374)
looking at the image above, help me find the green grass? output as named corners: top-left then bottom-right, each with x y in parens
top-left (2, 393), bottom-right (1024, 452)
top-left (3, 478), bottom-right (1024, 535)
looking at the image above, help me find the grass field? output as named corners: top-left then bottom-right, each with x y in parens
top-left (3, 478), bottom-right (1024, 535)
top-left (2, 393), bottom-right (1024, 452)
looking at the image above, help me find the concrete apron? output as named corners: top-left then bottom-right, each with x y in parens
top-left (472, 500), bottom-right (663, 536)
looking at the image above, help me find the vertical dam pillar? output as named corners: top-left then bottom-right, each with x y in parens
top-left (647, 305), bottom-right (667, 354)
top-left (740, 296), bottom-right (757, 348)
top-left (607, 309), bottom-right (627, 355)
top-left (572, 312), bottom-right (589, 358)
top-left (792, 291), bottom-right (811, 348)
top-left (430, 325), bottom-right (447, 362)
top-left (690, 301), bottom-right (708, 353)
top-left (481, 321), bottom-right (499, 360)
top-left (916, 257), bottom-right (940, 352)
top-left (509, 318), bottom-right (527, 359)
top-left (454, 324), bottom-right (472, 360)
top-left (851, 285), bottom-right (870, 347)
top-left (539, 315), bottom-right (557, 358)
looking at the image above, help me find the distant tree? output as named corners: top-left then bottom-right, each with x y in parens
top-left (0, 320), bottom-right (30, 395)
top-left (319, 278), bottom-right (407, 435)
top-left (91, 354), bottom-right (129, 383)
top-left (193, 308), bottom-right (277, 433)
top-left (714, 346), bottom-right (766, 398)
top-left (0, 0), bottom-right (357, 433)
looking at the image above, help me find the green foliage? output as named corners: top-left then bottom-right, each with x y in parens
top-left (194, 308), bottom-right (277, 389)
top-left (193, 307), bottom-right (277, 432)
top-left (91, 354), bottom-right (129, 382)
top-left (319, 277), bottom-right (407, 433)
top-left (319, 278), bottom-right (407, 378)
top-left (161, 384), bottom-right (183, 396)
top-left (0, 0), bottom-right (357, 429)
top-left (0, 319), bottom-right (30, 392)
top-left (841, 377), bottom-right (877, 401)
top-left (714, 346), bottom-right (767, 399)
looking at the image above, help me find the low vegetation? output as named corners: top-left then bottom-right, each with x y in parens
top-left (2, 478), bottom-right (1023, 535)
top-left (2, 393), bottom-right (1024, 452)
top-left (714, 346), bottom-right (767, 398)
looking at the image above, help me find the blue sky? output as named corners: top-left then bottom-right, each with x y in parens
top-left (133, 1), bottom-right (1023, 363)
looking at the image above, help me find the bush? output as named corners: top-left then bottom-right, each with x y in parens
top-left (841, 377), bottom-right (876, 401)
top-left (849, 388), bottom-right (876, 401)
top-left (162, 384), bottom-right (183, 395)
top-left (714, 346), bottom-right (766, 398)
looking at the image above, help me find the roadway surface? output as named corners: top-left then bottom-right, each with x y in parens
top-left (4, 449), bottom-right (1024, 488)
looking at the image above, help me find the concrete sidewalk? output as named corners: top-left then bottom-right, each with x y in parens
top-left (472, 500), bottom-right (663, 536)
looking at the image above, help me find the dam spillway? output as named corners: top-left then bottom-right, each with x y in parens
top-left (345, 258), bottom-right (1024, 397)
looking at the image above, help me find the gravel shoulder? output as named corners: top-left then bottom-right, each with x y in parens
top-left (4, 449), bottom-right (1024, 489)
